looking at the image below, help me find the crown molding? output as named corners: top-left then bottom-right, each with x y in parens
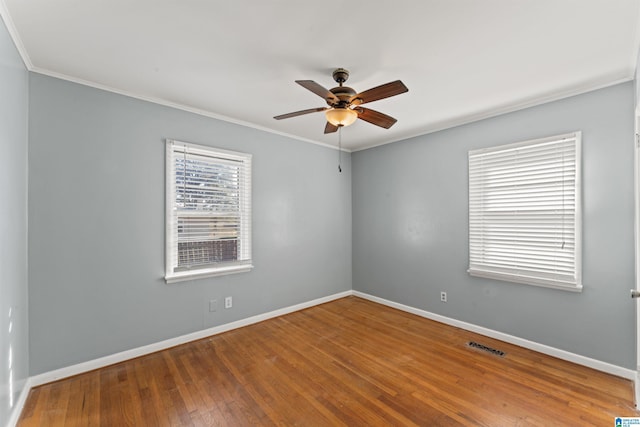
top-left (0, 0), bottom-right (348, 153)
top-left (29, 65), bottom-right (351, 153)
top-left (0, 0), bottom-right (33, 69)
top-left (2, 0), bottom-right (635, 155)
top-left (630, 4), bottom-right (640, 78)
top-left (352, 72), bottom-right (634, 152)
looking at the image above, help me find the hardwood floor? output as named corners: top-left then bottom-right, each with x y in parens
top-left (18, 296), bottom-right (639, 426)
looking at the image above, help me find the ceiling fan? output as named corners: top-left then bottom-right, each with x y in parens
top-left (274, 68), bottom-right (408, 134)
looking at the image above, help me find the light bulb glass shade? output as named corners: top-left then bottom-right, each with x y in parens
top-left (325, 108), bottom-right (358, 127)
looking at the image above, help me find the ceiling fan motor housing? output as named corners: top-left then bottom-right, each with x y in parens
top-left (328, 86), bottom-right (356, 107)
top-left (328, 68), bottom-right (355, 107)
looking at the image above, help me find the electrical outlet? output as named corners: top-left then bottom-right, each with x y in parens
top-left (209, 299), bottom-right (217, 312)
top-left (224, 296), bottom-right (232, 309)
top-left (440, 292), bottom-right (447, 303)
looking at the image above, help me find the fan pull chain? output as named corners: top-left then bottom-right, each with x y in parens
top-left (338, 126), bottom-right (342, 173)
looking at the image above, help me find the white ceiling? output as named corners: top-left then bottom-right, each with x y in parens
top-left (2, 1), bottom-right (640, 151)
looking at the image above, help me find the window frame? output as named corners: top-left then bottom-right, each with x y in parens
top-left (165, 139), bottom-right (253, 283)
top-left (467, 132), bottom-right (582, 292)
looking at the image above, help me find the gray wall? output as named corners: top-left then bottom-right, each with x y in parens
top-left (353, 82), bottom-right (636, 369)
top-left (28, 74), bottom-right (352, 375)
top-left (0, 16), bottom-right (29, 426)
top-left (20, 60), bottom-right (640, 378)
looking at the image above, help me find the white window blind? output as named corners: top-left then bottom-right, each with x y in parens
top-left (165, 139), bottom-right (252, 283)
top-left (468, 132), bottom-right (581, 291)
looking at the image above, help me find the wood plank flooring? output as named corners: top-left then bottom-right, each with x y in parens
top-left (18, 296), bottom-right (640, 426)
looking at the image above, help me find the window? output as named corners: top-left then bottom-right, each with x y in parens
top-left (165, 139), bottom-right (252, 283)
top-left (468, 132), bottom-right (581, 291)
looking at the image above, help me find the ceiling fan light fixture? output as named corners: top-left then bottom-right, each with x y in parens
top-left (325, 108), bottom-right (358, 127)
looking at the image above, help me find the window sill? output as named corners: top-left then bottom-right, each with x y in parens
top-left (165, 263), bottom-right (254, 284)
top-left (468, 269), bottom-right (582, 292)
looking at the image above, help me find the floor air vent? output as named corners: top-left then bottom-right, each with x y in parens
top-left (467, 341), bottom-right (505, 357)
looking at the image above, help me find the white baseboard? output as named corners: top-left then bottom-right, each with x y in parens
top-left (7, 377), bottom-right (34, 427)
top-left (353, 291), bottom-right (636, 381)
top-left (29, 290), bottom-right (352, 388)
top-left (8, 291), bottom-right (350, 425)
top-left (11, 289), bottom-right (637, 425)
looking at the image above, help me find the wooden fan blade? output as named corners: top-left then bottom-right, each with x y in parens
top-left (274, 107), bottom-right (327, 120)
top-left (355, 107), bottom-right (398, 129)
top-left (324, 122), bottom-right (339, 134)
top-left (350, 80), bottom-right (408, 105)
top-left (296, 80), bottom-right (339, 104)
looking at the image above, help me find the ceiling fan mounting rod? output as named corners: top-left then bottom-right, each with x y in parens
top-left (332, 68), bottom-right (349, 86)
